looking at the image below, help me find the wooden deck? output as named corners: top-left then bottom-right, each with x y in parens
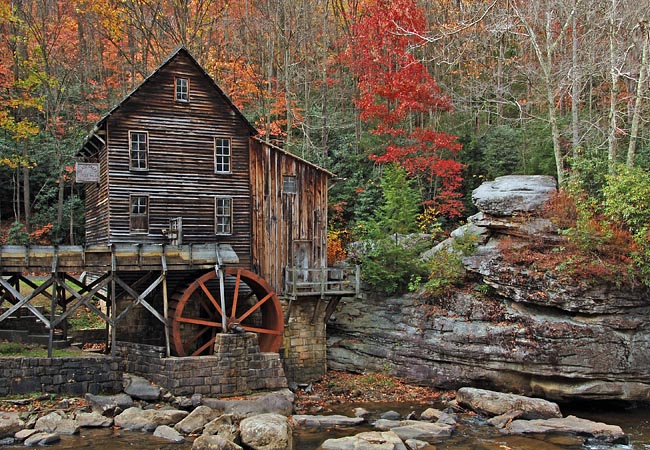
top-left (283, 265), bottom-right (360, 299)
top-left (0, 243), bottom-right (239, 273)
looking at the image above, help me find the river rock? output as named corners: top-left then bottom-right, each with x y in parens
top-left (389, 422), bottom-right (454, 441)
top-left (114, 406), bottom-right (188, 431)
top-left (203, 414), bottom-right (240, 442)
top-left (486, 410), bottom-right (524, 428)
top-left (175, 405), bottom-right (219, 434)
top-left (457, 387), bottom-right (562, 419)
top-left (192, 434), bottom-right (243, 450)
top-left (472, 175), bottom-right (557, 216)
top-left (23, 432), bottom-right (60, 446)
top-left (0, 411), bottom-right (24, 438)
top-left (123, 374), bottom-right (161, 401)
top-left (154, 424), bottom-right (185, 443)
top-left (291, 414), bottom-right (365, 428)
top-left (74, 411), bottom-right (114, 427)
top-left (202, 389), bottom-right (294, 418)
top-left (321, 430), bottom-right (408, 450)
top-left (418, 408), bottom-right (443, 421)
top-left (239, 413), bottom-right (292, 450)
top-left (374, 419), bottom-right (420, 430)
top-left (85, 392), bottom-right (134, 416)
top-left (505, 415), bottom-right (628, 443)
top-left (404, 439), bottom-right (430, 450)
top-left (34, 412), bottom-right (80, 435)
top-left (381, 410), bottom-right (401, 420)
top-left (14, 428), bottom-right (36, 442)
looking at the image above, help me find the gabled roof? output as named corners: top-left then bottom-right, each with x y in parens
top-left (77, 46), bottom-right (258, 158)
top-left (253, 137), bottom-right (334, 178)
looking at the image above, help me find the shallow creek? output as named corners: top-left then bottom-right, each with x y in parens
top-left (3, 402), bottom-right (649, 449)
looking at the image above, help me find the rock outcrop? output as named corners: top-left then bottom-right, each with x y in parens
top-left (328, 175), bottom-right (650, 401)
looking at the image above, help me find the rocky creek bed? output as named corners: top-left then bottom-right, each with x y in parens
top-left (1, 372), bottom-right (645, 449)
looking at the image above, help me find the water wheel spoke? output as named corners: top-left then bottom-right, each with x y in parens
top-left (236, 292), bottom-right (274, 323)
top-left (185, 326), bottom-right (212, 347)
top-left (177, 316), bottom-right (223, 328)
top-left (240, 324), bottom-right (283, 336)
top-left (230, 269), bottom-right (242, 320)
top-left (191, 336), bottom-right (217, 356)
top-left (197, 280), bottom-right (223, 316)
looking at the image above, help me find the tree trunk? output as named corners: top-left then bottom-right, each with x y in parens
top-left (627, 22), bottom-right (649, 166)
top-left (571, 4), bottom-right (581, 159)
top-left (607, 0), bottom-right (619, 172)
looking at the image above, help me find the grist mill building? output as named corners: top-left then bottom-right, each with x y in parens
top-left (0, 47), bottom-right (358, 396)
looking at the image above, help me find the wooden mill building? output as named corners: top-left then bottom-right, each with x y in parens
top-left (72, 46), bottom-right (358, 382)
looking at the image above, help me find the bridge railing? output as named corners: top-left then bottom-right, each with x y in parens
top-left (283, 265), bottom-right (360, 299)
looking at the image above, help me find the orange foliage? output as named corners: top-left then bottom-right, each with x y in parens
top-left (327, 229), bottom-right (349, 265)
top-left (29, 224), bottom-right (53, 245)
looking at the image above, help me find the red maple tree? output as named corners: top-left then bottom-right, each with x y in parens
top-left (344, 0), bottom-right (464, 217)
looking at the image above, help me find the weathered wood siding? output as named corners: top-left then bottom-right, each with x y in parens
top-left (83, 146), bottom-right (110, 244)
top-left (250, 139), bottom-right (331, 293)
top-left (85, 51), bottom-right (253, 269)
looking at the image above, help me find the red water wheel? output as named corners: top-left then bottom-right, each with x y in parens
top-left (169, 268), bottom-right (284, 356)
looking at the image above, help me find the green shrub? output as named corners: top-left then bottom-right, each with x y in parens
top-left (424, 232), bottom-right (479, 297)
top-left (358, 237), bottom-right (429, 295)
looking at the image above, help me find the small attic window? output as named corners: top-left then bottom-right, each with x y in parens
top-left (175, 77), bottom-right (189, 102)
top-left (283, 175), bottom-right (297, 194)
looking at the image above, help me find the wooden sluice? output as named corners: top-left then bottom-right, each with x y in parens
top-left (0, 243), bottom-right (238, 357)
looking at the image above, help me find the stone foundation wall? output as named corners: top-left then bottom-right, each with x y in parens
top-left (0, 356), bottom-right (123, 396)
top-left (118, 333), bottom-right (287, 396)
top-left (281, 300), bottom-right (327, 383)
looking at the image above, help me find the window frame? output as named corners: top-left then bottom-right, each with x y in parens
top-left (283, 175), bottom-right (297, 194)
top-left (175, 77), bottom-right (190, 103)
top-left (129, 130), bottom-right (149, 171)
top-left (129, 194), bottom-right (149, 233)
top-left (214, 137), bottom-right (231, 174)
top-left (215, 196), bottom-right (233, 235)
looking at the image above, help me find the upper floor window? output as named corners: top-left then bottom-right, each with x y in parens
top-left (175, 77), bottom-right (189, 102)
top-left (129, 131), bottom-right (148, 170)
top-left (215, 197), bottom-right (232, 235)
top-left (215, 138), bottom-right (231, 173)
top-left (283, 175), bottom-right (297, 194)
top-left (130, 195), bottom-right (149, 233)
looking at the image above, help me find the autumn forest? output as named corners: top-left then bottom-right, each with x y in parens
top-left (1, 0), bottom-right (649, 283)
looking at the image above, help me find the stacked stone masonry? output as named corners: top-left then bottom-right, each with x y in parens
top-left (118, 333), bottom-right (287, 397)
top-left (281, 300), bottom-right (327, 383)
top-left (0, 356), bottom-right (122, 396)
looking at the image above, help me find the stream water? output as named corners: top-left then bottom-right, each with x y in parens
top-left (3, 401), bottom-right (648, 449)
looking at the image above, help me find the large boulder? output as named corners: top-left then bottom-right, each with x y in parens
top-left (192, 434), bottom-right (243, 450)
top-left (456, 387), bottom-right (562, 419)
top-left (85, 393), bottom-right (134, 416)
top-left (290, 414), bottom-right (365, 428)
top-left (321, 430), bottom-right (408, 450)
top-left (239, 413), bottom-right (292, 450)
top-left (34, 412), bottom-right (80, 435)
top-left (506, 415), bottom-right (628, 444)
top-left (114, 407), bottom-right (188, 431)
top-left (0, 412), bottom-right (24, 439)
top-left (122, 374), bottom-right (161, 401)
top-left (472, 175), bottom-right (557, 216)
top-left (175, 405), bottom-right (220, 434)
top-left (202, 389), bottom-right (294, 418)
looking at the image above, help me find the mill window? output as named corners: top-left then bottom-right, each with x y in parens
top-left (214, 138), bottom-right (231, 173)
top-left (130, 195), bottom-right (149, 233)
top-left (215, 197), bottom-right (232, 235)
top-left (283, 175), bottom-right (297, 194)
top-left (175, 77), bottom-right (189, 102)
top-left (129, 131), bottom-right (148, 170)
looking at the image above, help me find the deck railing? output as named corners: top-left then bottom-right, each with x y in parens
top-left (283, 265), bottom-right (360, 299)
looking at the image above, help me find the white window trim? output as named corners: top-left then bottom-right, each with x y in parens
top-left (175, 77), bottom-right (190, 103)
top-left (215, 196), bottom-right (233, 235)
top-left (129, 130), bottom-right (149, 171)
top-left (214, 137), bottom-right (231, 174)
